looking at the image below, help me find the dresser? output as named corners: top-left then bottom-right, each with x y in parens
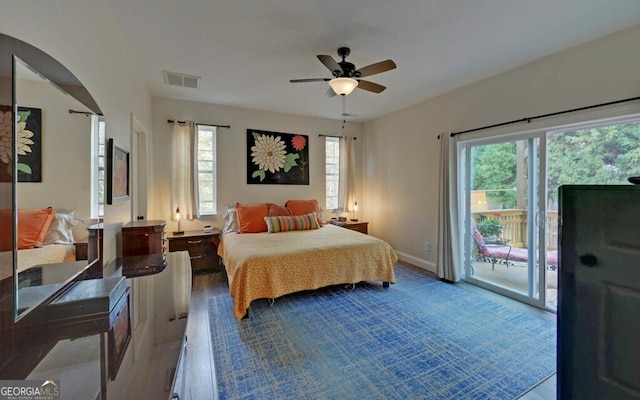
top-left (167, 229), bottom-right (222, 273)
top-left (122, 220), bottom-right (167, 258)
top-left (25, 252), bottom-right (192, 400)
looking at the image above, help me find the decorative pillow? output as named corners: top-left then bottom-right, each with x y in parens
top-left (268, 203), bottom-right (292, 217)
top-left (221, 205), bottom-right (239, 233)
top-left (17, 208), bottom-right (56, 249)
top-left (264, 212), bottom-right (320, 233)
top-left (235, 203), bottom-right (269, 233)
top-left (285, 199), bottom-right (323, 226)
top-left (44, 210), bottom-right (79, 245)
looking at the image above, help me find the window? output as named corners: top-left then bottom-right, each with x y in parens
top-left (325, 137), bottom-right (340, 210)
top-left (196, 124), bottom-right (217, 215)
top-left (91, 116), bottom-right (105, 218)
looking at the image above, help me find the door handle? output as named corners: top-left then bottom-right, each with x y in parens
top-left (579, 253), bottom-right (598, 267)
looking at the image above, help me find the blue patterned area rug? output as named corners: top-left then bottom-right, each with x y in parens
top-left (208, 266), bottom-right (556, 400)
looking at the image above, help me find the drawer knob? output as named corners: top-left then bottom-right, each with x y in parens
top-left (188, 240), bottom-right (202, 244)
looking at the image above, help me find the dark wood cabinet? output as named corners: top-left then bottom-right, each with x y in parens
top-left (339, 221), bottom-right (369, 234)
top-left (87, 223), bottom-right (104, 278)
top-left (122, 220), bottom-right (167, 258)
top-left (167, 230), bottom-right (221, 273)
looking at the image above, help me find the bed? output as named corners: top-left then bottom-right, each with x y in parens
top-left (218, 223), bottom-right (398, 320)
top-left (0, 208), bottom-right (80, 282)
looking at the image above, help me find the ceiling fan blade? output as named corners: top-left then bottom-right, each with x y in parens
top-left (317, 55), bottom-right (343, 76)
top-left (290, 78), bottom-right (331, 83)
top-left (356, 79), bottom-right (386, 93)
top-left (355, 59), bottom-right (396, 78)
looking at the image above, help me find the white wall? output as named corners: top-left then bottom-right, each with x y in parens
top-left (363, 23), bottom-right (640, 272)
top-left (151, 97), bottom-right (363, 232)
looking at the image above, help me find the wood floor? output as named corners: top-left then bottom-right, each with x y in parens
top-left (185, 262), bottom-right (556, 400)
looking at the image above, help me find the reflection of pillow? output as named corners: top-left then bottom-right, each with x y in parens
top-left (265, 212), bottom-right (320, 233)
top-left (285, 199), bottom-right (323, 225)
top-left (268, 203), bottom-right (291, 217)
top-left (18, 208), bottom-right (56, 249)
top-left (235, 203), bottom-right (269, 233)
top-left (220, 205), bottom-right (239, 233)
top-left (44, 210), bottom-right (79, 245)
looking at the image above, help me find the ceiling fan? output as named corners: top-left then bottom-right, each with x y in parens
top-left (290, 47), bottom-right (396, 96)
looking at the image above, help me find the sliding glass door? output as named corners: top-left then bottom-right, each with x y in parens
top-left (461, 135), bottom-right (548, 309)
top-left (459, 114), bottom-right (640, 311)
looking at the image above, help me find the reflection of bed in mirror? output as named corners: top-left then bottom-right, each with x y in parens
top-left (0, 207), bottom-right (91, 315)
top-left (0, 244), bottom-right (76, 281)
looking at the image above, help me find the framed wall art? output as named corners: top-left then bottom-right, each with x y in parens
top-left (246, 129), bottom-right (309, 185)
top-left (106, 138), bottom-right (130, 204)
top-left (0, 106), bottom-right (42, 182)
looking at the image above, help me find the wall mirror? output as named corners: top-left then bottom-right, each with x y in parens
top-left (0, 33), bottom-right (103, 322)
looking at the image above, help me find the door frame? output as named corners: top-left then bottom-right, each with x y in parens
top-left (130, 114), bottom-right (148, 221)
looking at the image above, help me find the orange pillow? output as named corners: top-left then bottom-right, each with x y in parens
top-left (285, 199), bottom-right (323, 226)
top-left (17, 208), bottom-right (56, 249)
top-left (268, 203), bottom-right (291, 217)
top-left (235, 203), bottom-right (269, 233)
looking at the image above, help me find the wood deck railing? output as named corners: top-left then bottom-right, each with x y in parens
top-left (472, 209), bottom-right (558, 250)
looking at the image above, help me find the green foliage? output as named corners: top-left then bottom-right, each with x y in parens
top-left (547, 123), bottom-right (640, 206)
top-left (476, 218), bottom-right (503, 238)
top-left (471, 142), bottom-right (517, 208)
top-left (471, 122), bottom-right (640, 210)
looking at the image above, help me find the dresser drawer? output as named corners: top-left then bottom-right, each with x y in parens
top-left (168, 232), bottom-right (220, 272)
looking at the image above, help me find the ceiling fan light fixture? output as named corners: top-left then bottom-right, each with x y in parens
top-left (329, 77), bottom-right (358, 95)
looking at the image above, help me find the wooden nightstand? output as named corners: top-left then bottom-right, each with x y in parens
top-left (167, 230), bottom-right (221, 273)
top-left (74, 241), bottom-right (89, 260)
top-left (332, 221), bottom-right (369, 234)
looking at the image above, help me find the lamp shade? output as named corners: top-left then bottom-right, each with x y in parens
top-left (328, 77), bottom-right (358, 95)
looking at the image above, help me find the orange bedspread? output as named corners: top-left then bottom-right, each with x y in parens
top-left (218, 224), bottom-right (398, 319)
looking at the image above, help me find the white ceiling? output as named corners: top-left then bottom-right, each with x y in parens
top-left (106, 0), bottom-right (640, 123)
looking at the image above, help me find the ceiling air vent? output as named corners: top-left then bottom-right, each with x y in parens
top-left (163, 71), bottom-right (200, 89)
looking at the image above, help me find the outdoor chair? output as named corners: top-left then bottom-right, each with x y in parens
top-left (471, 219), bottom-right (558, 270)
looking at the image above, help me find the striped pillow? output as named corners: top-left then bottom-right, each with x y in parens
top-left (264, 212), bottom-right (320, 233)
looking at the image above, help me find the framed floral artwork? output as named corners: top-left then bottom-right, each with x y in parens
top-left (106, 138), bottom-right (130, 203)
top-left (0, 106), bottom-right (42, 182)
top-left (246, 129), bottom-right (309, 185)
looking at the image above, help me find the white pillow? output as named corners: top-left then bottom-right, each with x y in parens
top-left (221, 205), bottom-right (238, 234)
top-left (43, 210), bottom-right (79, 244)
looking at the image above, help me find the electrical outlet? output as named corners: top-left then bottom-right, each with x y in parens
top-left (425, 242), bottom-right (431, 252)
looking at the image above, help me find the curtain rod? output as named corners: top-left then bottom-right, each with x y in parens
top-left (167, 119), bottom-right (230, 129)
top-left (318, 134), bottom-right (356, 140)
top-left (69, 109), bottom-right (98, 116)
top-left (439, 95), bottom-right (640, 139)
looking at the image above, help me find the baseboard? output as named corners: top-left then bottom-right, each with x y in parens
top-left (395, 251), bottom-right (436, 274)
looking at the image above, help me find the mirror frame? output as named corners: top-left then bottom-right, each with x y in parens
top-left (1, 33), bottom-right (103, 321)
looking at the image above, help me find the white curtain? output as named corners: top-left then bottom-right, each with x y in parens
top-left (171, 121), bottom-right (198, 220)
top-left (339, 137), bottom-right (356, 212)
top-left (437, 133), bottom-right (461, 282)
